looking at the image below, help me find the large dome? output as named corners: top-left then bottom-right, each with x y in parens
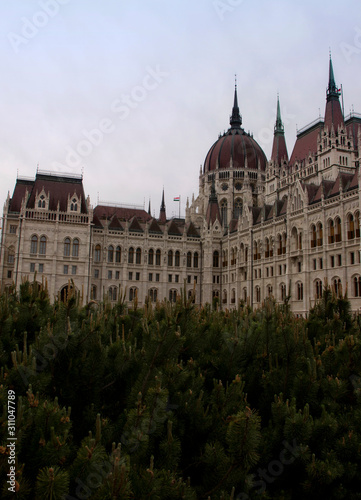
top-left (203, 87), bottom-right (267, 173)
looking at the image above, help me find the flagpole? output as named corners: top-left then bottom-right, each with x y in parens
top-left (179, 195), bottom-right (181, 219)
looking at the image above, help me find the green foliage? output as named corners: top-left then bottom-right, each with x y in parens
top-left (0, 282), bottom-right (361, 498)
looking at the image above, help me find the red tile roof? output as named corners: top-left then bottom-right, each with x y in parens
top-left (289, 124), bottom-right (322, 165)
top-left (8, 178), bottom-right (33, 213)
top-left (94, 205), bottom-right (151, 222)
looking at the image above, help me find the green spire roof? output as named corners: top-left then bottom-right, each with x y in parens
top-left (274, 95), bottom-right (284, 134)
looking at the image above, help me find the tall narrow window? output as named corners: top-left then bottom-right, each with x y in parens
top-left (175, 250), bottom-right (180, 267)
top-left (115, 246), bottom-right (121, 263)
top-left (128, 247), bottom-right (134, 264)
top-left (148, 248), bottom-right (154, 265)
top-left (39, 236), bottom-right (46, 255)
top-left (213, 251), bottom-right (219, 268)
top-left (31, 235), bottom-right (38, 254)
top-left (187, 252), bottom-right (192, 267)
top-left (108, 245), bottom-right (114, 263)
top-left (193, 252), bottom-right (199, 268)
top-left (156, 249), bottom-right (161, 266)
top-left (72, 238), bottom-right (79, 257)
top-left (221, 200), bottom-right (228, 227)
top-left (94, 245), bottom-right (101, 262)
top-left (136, 248), bottom-right (141, 264)
top-left (64, 237), bottom-right (71, 257)
top-left (168, 250), bottom-right (173, 267)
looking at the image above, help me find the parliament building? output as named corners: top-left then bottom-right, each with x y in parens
top-left (1, 58), bottom-right (361, 315)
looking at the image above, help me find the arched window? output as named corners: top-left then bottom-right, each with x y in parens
top-left (231, 288), bottom-right (236, 304)
top-left (38, 194), bottom-right (46, 208)
top-left (193, 252), bottom-right (199, 268)
top-left (90, 285), bottom-right (97, 300)
top-left (108, 245), bottom-right (114, 263)
top-left (128, 247), bottom-right (134, 264)
top-left (221, 199), bottom-right (227, 227)
top-left (31, 235), bottom-right (38, 254)
top-left (115, 246), bottom-right (121, 263)
top-left (265, 238), bottom-right (270, 258)
top-left (255, 286), bottom-right (261, 303)
top-left (310, 225), bottom-right (316, 248)
top-left (328, 219), bottom-right (335, 244)
top-left (348, 214), bottom-right (355, 240)
top-left (297, 282), bottom-right (303, 301)
top-left (277, 234), bottom-right (282, 255)
top-left (129, 287), bottom-right (137, 301)
top-left (169, 289), bottom-right (177, 302)
top-left (175, 250), bottom-right (180, 267)
top-left (280, 283), bottom-right (286, 301)
top-left (64, 237), bottom-right (71, 257)
top-left (155, 249), bottom-right (161, 266)
top-left (149, 288), bottom-right (158, 302)
top-left (39, 236), bottom-right (47, 255)
top-left (136, 248), bottom-right (141, 264)
top-left (335, 217), bottom-right (342, 242)
top-left (267, 285), bottom-right (273, 297)
top-left (222, 289), bottom-right (227, 304)
top-left (94, 244), bottom-right (101, 262)
top-left (168, 250), bottom-right (173, 267)
top-left (353, 276), bottom-right (361, 297)
top-left (70, 198), bottom-right (78, 211)
top-left (355, 211), bottom-right (360, 238)
top-left (333, 278), bottom-right (342, 297)
top-left (109, 286), bottom-right (117, 301)
top-left (187, 252), bottom-right (192, 267)
top-left (213, 251), bottom-right (219, 268)
top-left (72, 238), bottom-right (79, 257)
top-left (315, 279), bottom-right (323, 299)
top-left (234, 198), bottom-right (242, 219)
top-left (317, 223), bottom-right (323, 247)
top-left (148, 248), bottom-right (154, 265)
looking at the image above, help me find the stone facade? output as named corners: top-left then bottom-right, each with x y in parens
top-left (1, 58), bottom-right (361, 314)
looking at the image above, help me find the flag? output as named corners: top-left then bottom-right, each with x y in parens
top-left (173, 196), bottom-right (180, 201)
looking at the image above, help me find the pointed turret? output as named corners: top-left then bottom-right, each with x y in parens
top-left (148, 199), bottom-right (151, 216)
top-left (229, 78), bottom-right (242, 129)
top-left (271, 95), bottom-right (288, 165)
top-left (324, 55), bottom-right (344, 131)
top-left (206, 176), bottom-right (221, 226)
top-left (159, 188), bottom-right (166, 223)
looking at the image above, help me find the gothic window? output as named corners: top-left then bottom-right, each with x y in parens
top-left (128, 247), bottom-right (134, 264)
top-left (187, 252), bottom-right (192, 267)
top-left (231, 288), bottom-right (236, 304)
top-left (317, 223), bottom-right (323, 247)
top-left (94, 245), bottom-right (101, 262)
top-left (7, 246), bottom-right (15, 264)
top-left (39, 236), bottom-right (47, 255)
top-left (115, 246), bottom-right (121, 263)
top-left (277, 234), bottom-right (282, 255)
top-left (129, 287), bottom-right (138, 301)
top-left (310, 225), bottom-right (316, 248)
top-left (280, 283), bottom-right (286, 301)
top-left (148, 249), bottom-right (154, 265)
top-left (109, 286), bottom-right (117, 301)
top-left (348, 214), bottom-right (355, 239)
top-left (265, 238), bottom-right (270, 258)
top-left (169, 289), bottom-right (177, 302)
top-left (213, 251), bottom-right (219, 268)
top-left (31, 235), bottom-right (38, 254)
top-left (297, 282), bottom-right (303, 301)
top-left (335, 217), bottom-right (342, 242)
top-left (64, 238), bottom-right (71, 257)
top-left (38, 194), bottom-right (46, 208)
top-left (175, 250), bottom-right (180, 267)
top-left (355, 211), bottom-right (360, 238)
top-left (168, 250), bottom-right (173, 267)
top-left (267, 285), bottom-right (273, 297)
top-left (155, 249), bottom-right (161, 266)
top-left (333, 278), bottom-right (342, 297)
top-left (222, 290), bottom-right (227, 304)
top-left (328, 219), bottom-right (335, 244)
top-left (90, 285), bottom-right (97, 300)
top-left (234, 198), bottom-right (242, 219)
top-left (315, 279), bottom-right (323, 299)
top-left (70, 198), bottom-right (78, 211)
top-left (108, 245), bottom-right (114, 263)
top-left (149, 288), bottom-right (158, 302)
top-left (136, 248), bottom-right (142, 264)
top-left (255, 286), bottom-right (261, 303)
top-left (72, 238), bottom-right (79, 257)
top-left (221, 199), bottom-right (227, 227)
top-left (193, 252), bottom-right (199, 268)
top-left (353, 276), bottom-right (361, 297)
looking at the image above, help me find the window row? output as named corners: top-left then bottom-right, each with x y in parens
top-left (93, 246), bottom-right (200, 267)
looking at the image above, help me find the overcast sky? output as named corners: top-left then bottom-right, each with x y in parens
top-left (1, 0), bottom-right (361, 218)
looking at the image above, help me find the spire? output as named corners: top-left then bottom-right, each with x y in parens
top-left (229, 76), bottom-right (242, 129)
top-left (274, 94), bottom-right (284, 133)
top-left (324, 55), bottom-right (344, 130)
top-left (148, 199), bottom-right (151, 216)
top-left (327, 55), bottom-right (339, 102)
top-left (159, 188), bottom-right (166, 223)
top-left (271, 95), bottom-right (288, 165)
top-left (206, 175), bottom-right (221, 227)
